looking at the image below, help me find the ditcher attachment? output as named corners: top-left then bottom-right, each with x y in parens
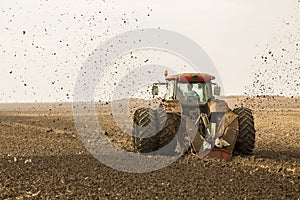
top-left (187, 110), bottom-right (239, 160)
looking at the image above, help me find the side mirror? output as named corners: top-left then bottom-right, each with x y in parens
top-left (214, 85), bottom-right (221, 96)
top-left (152, 85), bottom-right (158, 95)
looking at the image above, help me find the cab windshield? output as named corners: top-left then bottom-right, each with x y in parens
top-left (178, 82), bottom-right (212, 102)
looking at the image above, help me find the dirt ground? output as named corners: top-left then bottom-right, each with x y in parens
top-left (0, 97), bottom-right (299, 199)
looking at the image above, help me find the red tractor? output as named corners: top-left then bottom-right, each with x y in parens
top-left (132, 71), bottom-right (255, 159)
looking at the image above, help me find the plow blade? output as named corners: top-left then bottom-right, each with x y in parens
top-left (188, 110), bottom-right (239, 160)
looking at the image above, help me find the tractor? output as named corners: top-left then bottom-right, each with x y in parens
top-left (132, 70), bottom-right (255, 159)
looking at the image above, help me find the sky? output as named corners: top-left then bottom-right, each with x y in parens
top-left (0, 0), bottom-right (299, 102)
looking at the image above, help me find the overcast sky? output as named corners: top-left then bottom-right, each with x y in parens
top-left (0, 0), bottom-right (299, 102)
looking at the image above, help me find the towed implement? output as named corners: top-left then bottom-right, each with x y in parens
top-left (132, 70), bottom-right (255, 160)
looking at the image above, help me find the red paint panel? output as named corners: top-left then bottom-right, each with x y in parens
top-left (166, 73), bottom-right (215, 83)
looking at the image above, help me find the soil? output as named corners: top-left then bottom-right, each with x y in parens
top-left (0, 97), bottom-right (299, 199)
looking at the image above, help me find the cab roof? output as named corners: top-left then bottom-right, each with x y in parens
top-left (165, 73), bottom-right (215, 83)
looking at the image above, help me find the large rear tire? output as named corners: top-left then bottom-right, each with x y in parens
top-left (157, 113), bottom-right (180, 155)
top-left (132, 105), bottom-right (180, 154)
top-left (132, 104), bottom-right (168, 153)
top-left (233, 107), bottom-right (256, 155)
top-left (132, 107), bottom-right (158, 153)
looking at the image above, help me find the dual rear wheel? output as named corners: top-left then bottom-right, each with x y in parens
top-left (132, 105), bottom-right (179, 154)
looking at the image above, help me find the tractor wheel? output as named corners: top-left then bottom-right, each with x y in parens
top-left (156, 113), bottom-right (180, 155)
top-left (233, 107), bottom-right (256, 155)
top-left (132, 107), bottom-right (158, 153)
top-left (132, 104), bottom-right (167, 153)
top-left (152, 104), bottom-right (168, 133)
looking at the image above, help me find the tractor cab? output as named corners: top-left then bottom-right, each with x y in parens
top-left (152, 71), bottom-right (221, 103)
top-left (152, 71), bottom-right (221, 115)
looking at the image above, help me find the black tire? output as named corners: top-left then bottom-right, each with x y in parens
top-left (132, 104), bottom-right (182, 154)
top-left (152, 104), bottom-right (167, 133)
top-left (132, 104), bottom-right (167, 153)
top-left (156, 113), bottom-right (180, 155)
top-left (233, 107), bottom-right (256, 155)
top-left (132, 107), bottom-right (158, 153)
